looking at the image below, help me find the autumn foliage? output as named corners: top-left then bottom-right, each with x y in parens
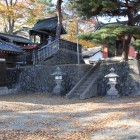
top-left (0, 0), bottom-right (52, 34)
top-left (62, 20), bottom-right (98, 48)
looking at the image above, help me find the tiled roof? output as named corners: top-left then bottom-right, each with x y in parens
top-left (0, 39), bottom-right (24, 54)
top-left (30, 17), bottom-right (66, 34)
top-left (0, 32), bottom-right (32, 44)
top-left (82, 47), bottom-right (102, 58)
top-left (94, 20), bottom-right (128, 31)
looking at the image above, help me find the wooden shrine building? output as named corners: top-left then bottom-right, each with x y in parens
top-left (0, 39), bottom-right (24, 68)
top-left (29, 17), bottom-right (66, 45)
top-left (0, 32), bottom-right (39, 65)
top-left (0, 32), bottom-right (32, 46)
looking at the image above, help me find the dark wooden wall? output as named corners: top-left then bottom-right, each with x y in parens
top-left (0, 60), bottom-right (7, 87)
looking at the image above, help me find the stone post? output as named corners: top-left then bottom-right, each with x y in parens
top-left (105, 67), bottom-right (120, 98)
top-left (51, 67), bottom-right (65, 96)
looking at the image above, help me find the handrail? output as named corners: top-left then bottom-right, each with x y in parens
top-left (38, 39), bottom-right (59, 50)
top-left (34, 39), bottom-right (60, 64)
top-left (33, 39), bottom-right (82, 64)
top-left (59, 39), bottom-right (82, 53)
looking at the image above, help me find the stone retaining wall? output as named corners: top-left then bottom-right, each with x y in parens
top-left (5, 60), bottom-right (140, 97)
top-left (19, 64), bottom-right (92, 95)
top-left (97, 61), bottom-right (140, 96)
top-left (6, 68), bottom-right (23, 88)
top-left (43, 49), bottom-right (84, 66)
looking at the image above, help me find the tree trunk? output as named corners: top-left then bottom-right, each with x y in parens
top-left (121, 35), bottom-right (132, 61)
top-left (137, 50), bottom-right (140, 60)
top-left (8, 17), bottom-right (15, 35)
top-left (121, 2), bottom-right (134, 61)
top-left (5, 0), bottom-right (17, 34)
top-left (56, 0), bottom-right (63, 39)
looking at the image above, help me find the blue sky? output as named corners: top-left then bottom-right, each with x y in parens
top-left (98, 16), bottom-right (128, 23)
top-left (52, 0), bottom-right (58, 4)
top-left (52, 0), bottom-right (67, 4)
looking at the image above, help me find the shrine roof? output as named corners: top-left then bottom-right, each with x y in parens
top-left (0, 39), bottom-right (24, 54)
top-left (82, 47), bottom-right (102, 58)
top-left (30, 17), bottom-right (66, 35)
top-left (0, 32), bottom-right (32, 44)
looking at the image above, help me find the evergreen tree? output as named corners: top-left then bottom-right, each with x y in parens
top-left (74, 0), bottom-right (140, 61)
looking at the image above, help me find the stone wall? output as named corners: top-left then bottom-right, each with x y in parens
top-left (5, 60), bottom-right (140, 97)
top-left (43, 49), bottom-right (84, 66)
top-left (6, 68), bottom-right (23, 88)
top-left (97, 61), bottom-right (140, 96)
top-left (19, 64), bottom-right (92, 95)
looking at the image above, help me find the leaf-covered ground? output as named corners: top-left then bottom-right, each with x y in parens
top-left (0, 93), bottom-right (140, 140)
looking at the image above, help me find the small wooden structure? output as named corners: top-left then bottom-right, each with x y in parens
top-left (0, 39), bottom-right (24, 67)
top-left (29, 17), bottom-right (66, 45)
top-left (0, 32), bottom-right (38, 65)
top-left (21, 44), bottom-right (39, 65)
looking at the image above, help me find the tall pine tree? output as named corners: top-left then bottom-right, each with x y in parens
top-left (74, 0), bottom-right (140, 61)
top-left (56, 0), bottom-right (63, 39)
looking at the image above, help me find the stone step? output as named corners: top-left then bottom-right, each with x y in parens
top-left (83, 77), bottom-right (94, 83)
top-left (85, 77), bottom-right (93, 81)
top-left (74, 72), bottom-right (97, 93)
top-left (77, 81), bottom-right (91, 87)
top-left (84, 79), bottom-right (93, 83)
top-left (79, 83), bottom-right (90, 87)
top-left (75, 83), bottom-right (91, 92)
top-left (0, 87), bottom-right (8, 90)
top-left (67, 66), bottom-right (100, 99)
top-left (86, 72), bottom-right (99, 78)
top-left (0, 87), bottom-right (17, 95)
top-left (75, 88), bottom-right (86, 93)
top-left (90, 73), bottom-right (98, 77)
top-left (74, 92), bottom-right (81, 96)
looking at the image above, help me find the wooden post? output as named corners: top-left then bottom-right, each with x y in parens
top-left (32, 50), bottom-right (36, 65)
top-left (0, 59), bottom-right (7, 87)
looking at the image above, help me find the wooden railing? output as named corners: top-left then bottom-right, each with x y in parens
top-left (59, 39), bottom-right (82, 53)
top-left (33, 39), bottom-right (82, 64)
top-left (33, 39), bottom-right (60, 64)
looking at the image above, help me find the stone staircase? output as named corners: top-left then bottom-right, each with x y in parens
top-left (66, 62), bottom-right (101, 99)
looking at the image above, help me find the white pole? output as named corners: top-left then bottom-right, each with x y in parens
top-left (76, 19), bottom-right (80, 64)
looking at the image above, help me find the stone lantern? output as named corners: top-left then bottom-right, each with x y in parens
top-left (51, 67), bottom-right (65, 96)
top-left (105, 67), bottom-right (119, 98)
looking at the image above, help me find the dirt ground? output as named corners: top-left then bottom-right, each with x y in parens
top-left (0, 93), bottom-right (140, 140)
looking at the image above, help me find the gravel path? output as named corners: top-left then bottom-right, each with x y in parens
top-left (0, 93), bottom-right (140, 140)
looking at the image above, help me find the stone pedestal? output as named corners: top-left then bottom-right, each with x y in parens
top-left (106, 82), bottom-right (120, 98)
top-left (53, 79), bottom-right (62, 96)
top-left (105, 68), bottom-right (119, 99)
top-left (51, 67), bottom-right (65, 96)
